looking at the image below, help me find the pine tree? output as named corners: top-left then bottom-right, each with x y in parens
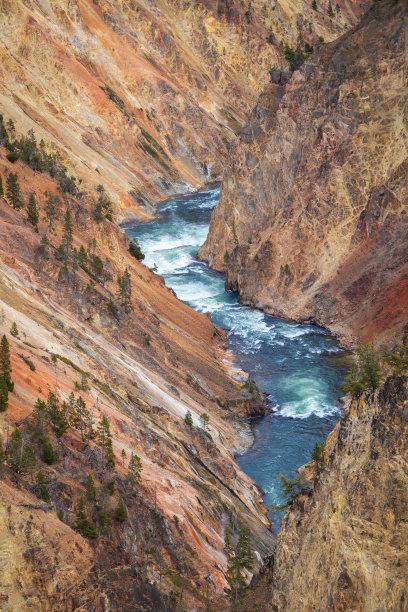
top-left (61, 208), bottom-right (73, 258)
top-left (126, 452), bottom-right (142, 494)
top-left (46, 392), bottom-right (69, 437)
top-left (6, 428), bottom-right (36, 474)
top-left (0, 376), bottom-right (8, 412)
top-left (312, 0), bottom-right (317, 10)
top-left (6, 173), bottom-right (23, 209)
top-left (0, 334), bottom-right (14, 391)
top-left (114, 498), bottom-right (127, 522)
top-left (97, 503), bottom-right (111, 534)
top-left (117, 268), bottom-right (133, 313)
top-left (97, 414), bottom-right (115, 469)
top-left (129, 238), bottom-right (145, 261)
top-left (0, 175), bottom-right (4, 197)
top-left (42, 438), bottom-right (57, 464)
top-left (31, 398), bottom-right (49, 439)
top-left (184, 410), bottom-right (193, 430)
top-left (342, 338), bottom-right (381, 393)
top-left (328, 1), bottom-right (334, 16)
top-left (27, 193), bottom-right (39, 231)
top-left (70, 396), bottom-right (94, 444)
top-left (225, 522), bottom-right (255, 604)
top-left (199, 413), bottom-right (210, 432)
top-left (44, 192), bottom-right (57, 232)
top-left (10, 322), bottom-right (19, 337)
top-left (86, 474), bottom-right (96, 500)
top-left (36, 472), bottom-right (51, 503)
top-left (310, 441), bottom-right (325, 463)
top-left (0, 439), bottom-right (5, 477)
top-left (74, 497), bottom-right (98, 538)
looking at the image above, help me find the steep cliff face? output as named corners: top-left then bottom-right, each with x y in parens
top-left (0, 145), bottom-right (275, 610)
top-left (199, 0), bottom-right (408, 344)
top-left (0, 0), bottom-right (364, 219)
top-left (240, 377), bottom-right (408, 612)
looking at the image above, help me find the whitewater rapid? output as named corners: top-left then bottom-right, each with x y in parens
top-left (128, 187), bottom-right (347, 521)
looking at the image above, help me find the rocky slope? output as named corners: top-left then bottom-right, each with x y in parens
top-left (0, 142), bottom-right (275, 610)
top-left (0, 0), bottom-right (364, 220)
top-left (199, 0), bottom-right (408, 344)
top-left (239, 376), bottom-right (408, 612)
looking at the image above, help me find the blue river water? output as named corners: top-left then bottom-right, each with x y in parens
top-left (128, 187), bottom-right (348, 527)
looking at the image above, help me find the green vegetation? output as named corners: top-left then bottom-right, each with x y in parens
top-left (271, 473), bottom-right (310, 512)
top-left (224, 519), bottom-right (255, 605)
top-left (0, 116), bottom-right (80, 194)
top-left (1, 334), bottom-right (14, 391)
top-left (36, 472), bottom-right (51, 503)
top-left (328, 1), bottom-right (334, 17)
top-left (117, 268), bottom-right (133, 314)
top-left (74, 497), bottom-right (98, 538)
top-left (0, 377), bottom-right (8, 412)
top-left (22, 356), bottom-right (36, 371)
top-left (42, 439), bottom-right (57, 465)
top-left (10, 322), bottom-right (19, 337)
top-left (86, 474), bottom-right (96, 500)
top-left (5, 173), bottom-right (23, 209)
top-left (114, 498), bottom-right (127, 522)
top-left (284, 42), bottom-right (314, 72)
top-left (342, 337), bottom-right (381, 393)
top-left (6, 428), bottom-right (36, 474)
top-left (26, 193), bottom-right (39, 231)
top-left (126, 452), bottom-right (142, 495)
top-left (97, 414), bottom-right (115, 469)
top-left (184, 410), bottom-right (193, 430)
top-left (312, 0), bottom-right (317, 10)
top-left (93, 185), bottom-right (113, 222)
top-left (0, 174), bottom-right (3, 198)
top-left (129, 238), bottom-right (145, 261)
top-left (310, 441), bottom-right (325, 463)
top-left (199, 413), bottom-right (210, 432)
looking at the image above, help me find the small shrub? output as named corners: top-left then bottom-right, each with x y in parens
top-left (10, 322), bottom-right (19, 337)
top-left (23, 356), bottom-right (36, 371)
top-left (129, 238), bottom-right (145, 261)
top-left (42, 439), bottom-right (57, 465)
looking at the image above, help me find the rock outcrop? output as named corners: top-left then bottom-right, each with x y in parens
top-left (0, 0), bottom-right (364, 219)
top-left (239, 376), bottom-right (408, 612)
top-left (0, 142), bottom-right (275, 610)
top-left (199, 0), bottom-right (408, 344)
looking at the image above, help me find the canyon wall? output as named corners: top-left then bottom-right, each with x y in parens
top-left (199, 0), bottom-right (408, 344)
top-left (0, 144), bottom-right (275, 610)
top-left (0, 0), bottom-right (364, 219)
top-left (240, 376), bottom-right (408, 612)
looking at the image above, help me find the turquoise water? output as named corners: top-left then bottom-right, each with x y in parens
top-left (128, 187), bottom-right (347, 527)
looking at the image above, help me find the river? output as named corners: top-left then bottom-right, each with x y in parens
top-left (128, 187), bottom-right (348, 527)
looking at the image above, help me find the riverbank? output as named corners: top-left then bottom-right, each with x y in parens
top-left (129, 186), bottom-right (348, 518)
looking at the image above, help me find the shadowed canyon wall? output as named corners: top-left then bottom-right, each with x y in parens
top-left (200, 0), bottom-right (408, 344)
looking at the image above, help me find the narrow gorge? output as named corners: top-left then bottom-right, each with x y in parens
top-left (0, 0), bottom-right (406, 611)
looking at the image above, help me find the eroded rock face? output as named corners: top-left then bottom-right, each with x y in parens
top-left (0, 151), bottom-right (275, 610)
top-left (200, 0), bottom-right (408, 344)
top-left (0, 0), bottom-right (363, 219)
top-left (239, 377), bottom-right (408, 612)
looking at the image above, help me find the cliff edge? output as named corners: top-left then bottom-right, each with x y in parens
top-left (199, 0), bottom-right (408, 344)
top-left (240, 376), bottom-right (408, 611)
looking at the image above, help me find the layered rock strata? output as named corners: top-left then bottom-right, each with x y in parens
top-left (240, 376), bottom-right (408, 611)
top-left (0, 0), bottom-right (364, 219)
top-left (200, 0), bottom-right (408, 344)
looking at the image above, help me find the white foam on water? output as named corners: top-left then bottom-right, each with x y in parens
top-left (279, 397), bottom-right (337, 419)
